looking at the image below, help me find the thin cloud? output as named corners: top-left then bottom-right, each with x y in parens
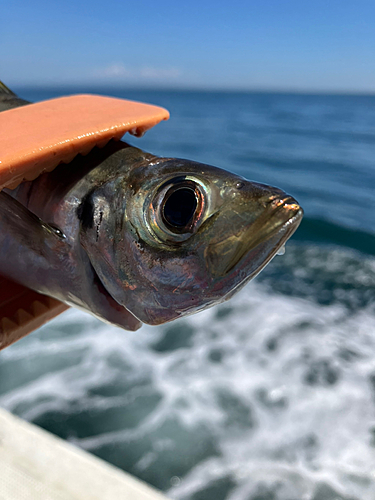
top-left (96, 63), bottom-right (132, 78)
top-left (93, 63), bottom-right (182, 81)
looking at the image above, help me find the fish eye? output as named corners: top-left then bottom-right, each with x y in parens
top-left (162, 186), bottom-right (198, 230)
top-left (150, 178), bottom-right (205, 238)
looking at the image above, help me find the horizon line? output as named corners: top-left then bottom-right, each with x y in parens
top-left (10, 84), bottom-right (375, 97)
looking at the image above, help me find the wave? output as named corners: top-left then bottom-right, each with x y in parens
top-left (293, 216), bottom-right (375, 256)
top-left (1, 241), bottom-right (375, 499)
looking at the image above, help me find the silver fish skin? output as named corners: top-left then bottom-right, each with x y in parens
top-left (0, 141), bottom-right (302, 330)
top-left (0, 90), bottom-right (303, 330)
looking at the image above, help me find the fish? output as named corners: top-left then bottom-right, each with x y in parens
top-left (0, 84), bottom-right (303, 331)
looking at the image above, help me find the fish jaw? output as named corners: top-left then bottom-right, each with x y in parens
top-left (207, 205), bottom-right (303, 303)
top-left (204, 194), bottom-right (303, 281)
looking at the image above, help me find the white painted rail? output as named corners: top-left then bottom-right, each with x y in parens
top-left (0, 407), bottom-right (170, 500)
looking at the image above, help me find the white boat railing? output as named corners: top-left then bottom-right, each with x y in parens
top-left (0, 406), bottom-right (170, 500)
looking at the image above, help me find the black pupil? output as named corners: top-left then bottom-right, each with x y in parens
top-left (163, 187), bottom-right (197, 228)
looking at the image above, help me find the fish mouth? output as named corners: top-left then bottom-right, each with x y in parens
top-left (244, 206), bottom-right (303, 272)
top-left (210, 204), bottom-right (303, 303)
top-left (206, 196), bottom-right (303, 283)
top-left (227, 198), bottom-right (301, 275)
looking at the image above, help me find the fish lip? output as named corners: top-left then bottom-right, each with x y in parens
top-left (273, 206), bottom-right (304, 250)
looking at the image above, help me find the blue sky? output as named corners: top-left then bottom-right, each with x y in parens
top-left (2, 0), bottom-right (375, 92)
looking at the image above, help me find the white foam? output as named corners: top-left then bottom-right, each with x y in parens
top-left (1, 266), bottom-right (375, 498)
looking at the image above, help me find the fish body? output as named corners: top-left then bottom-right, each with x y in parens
top-left (0, 86), bottom-right (303, 331)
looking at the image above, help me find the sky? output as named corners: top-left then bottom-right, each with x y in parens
top-left (2, 0), bottom-right (375, 93)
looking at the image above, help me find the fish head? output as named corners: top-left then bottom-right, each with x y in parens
top-left (80, 153), bottom-right (303, 325)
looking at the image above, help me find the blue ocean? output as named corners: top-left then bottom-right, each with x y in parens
top-left (1, 89), bottom-right (375, 500)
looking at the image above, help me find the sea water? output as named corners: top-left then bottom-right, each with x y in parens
top-left (0, 89), bottom-right (374, 500)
